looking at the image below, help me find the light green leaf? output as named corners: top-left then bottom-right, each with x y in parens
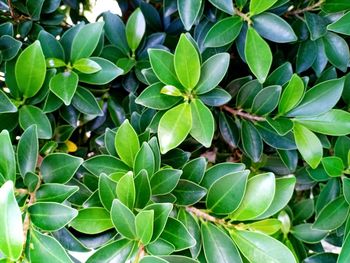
top-left (249, 0), bottom-right (278, 15)
top-left (115, 119), bottom-right (140, 167)
top-left (116, 171), bottom-right (135, 210)
top-left (230, 172), bottom-right (275, 221)
top-left (278, 74), bottom-right (305, 115)
top-left (245, 27), bottom-right (272, 83)
top-left (49, 71), bottom-right (78, 106)
top-left (136, 210), bottom-right (154, 245)
top-left (158, 102), bottom-right (192, 154)
top-left (230, 230), bottom-right (296, 263)
top-left (293, 123), bottom-right (323, 169)
top-left (111, 199), bottom-right (136, 239)
top-left (190, 99), bottom-right (215, 147)
top-left (322, 156), bottom-right (344, 177)
top-left (174, 34), bottom-right (201, 90)
top-left (0, 181), bottom-right (23, 261)
top-left (134, 142), bottom-right (155, 176)
top-left (0, 130), bottom-right (16, 182)
top-left (126, 8), bottom-right (146, 52)
top-left (73, 58), bottom-right (102, 74)
top-left (15, 40), bottom-right (46, 98)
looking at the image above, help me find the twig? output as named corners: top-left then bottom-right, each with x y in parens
top-left (7, 0), bottom-right (14, 18)
top-left (286, 0), bottom-right (324, 16)
top-left (186, 206), bottom-right (226, 224)
top-left (234, 7), bottom-right (251, 25)
top-left (221, 105), bottom-right (266, 122)
top-left (22, 192), bottom-right (36, 246)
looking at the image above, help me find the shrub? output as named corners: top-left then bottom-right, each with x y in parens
top-left (0, 0), bottom-right (350, 262)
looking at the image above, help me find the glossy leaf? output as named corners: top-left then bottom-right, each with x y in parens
top-left (0, 130), bottom-right (16, 182)
top-left (17, 125), bottom-right (38, 177)
top-left (19, 105), bottom-right (52, 139)
top-left (278, 74), bottom-right (304, 115)
top-left (126, 8), bottom-right (146, 51)
top-left (49, 71), bottom-right (78, 106)
top-left (249, 0), bottom-right (278, 16)
top-left (136, 210), bottom-right (154, 245)
top-left (251, 85), bottom-right (281, 115)
top-left (178, 0), bottom-right (201, 31)
top-left (327, 11), bottom-right (350, 35)
top-left (111, 199), bottom-right (136, 239)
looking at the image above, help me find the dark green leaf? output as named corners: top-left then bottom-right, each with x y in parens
top-left (19, 105), bottom-right (52, 139)
top-left (150, 169), bottom-right (182, 196)
top-left (178, 0), bottom-right (201, 31)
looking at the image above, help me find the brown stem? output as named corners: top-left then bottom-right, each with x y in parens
top-left (221, 105), bottom-right (266, 122)
top-left (234, 7), bottom-right (251, 25)
top-left (286, 0), bottom-right (324, 16)
top-left (7, 0), bottom-right (14, 18)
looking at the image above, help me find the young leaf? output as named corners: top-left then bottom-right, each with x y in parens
top-left (49, 71), bottom-right (79, 106)
top-left (70, 22), bottom-right (104, 62)
top-left (245, 27), bottom-right (272, 83)
top-left (15, 40), bottom-right (46, 98)
top-left (116, 171), bottom-right (135, 210)
top-left (136, 210), bottom-right (154, 245)
top-left (73, 58), bottom-right (102, 74)
top-left (202, 222), bottom-right (243, 263)
top-left (293, 123), bottom-right (323, 169)
top-left (0, 130), bottom-right (16, 182)
top-left (249, 0), bottom-right (278, 16)
top-left (115, 119), bottom-right (140, 167)
top-left (178, 0), bottom-right (202, 31)
top-left (134, 142), bottom-right (155, 176)
top-left (0, 181), bottom-right (23, 261)
top-left (126, 8), bottom-right (146, 52)
top-left (174, 34), bottom-right (201, 90)
top-left (190, 99), bottom-right (215, 147)
top-left (158, 102), bottom-right (192, 154)
top-left (17, 125), bottom-right (38, 177)
top-left (278, 74), bottom-right (305, 115)
top-left (111, 199), bottom-right (137, 239)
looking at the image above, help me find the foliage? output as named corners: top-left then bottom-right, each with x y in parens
top-left (0, 0), bottom-right (350, 262)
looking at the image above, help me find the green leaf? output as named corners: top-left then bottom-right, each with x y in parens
top-left (144, 203), bottom-right (173, 242)
top-left (38, 30), bottom-right (65, 59)
top-left (71, 22), bottom-right (104, 62)
top-left (230, 172), bottom-right (275, 221)
top-left (158, 102), bottom-right (192, 154)
top-left (294, 109), bottom-right (350, 136)
top-left (190, 99), bottom-right (215, 147)
top-left (116, 171), bottom-right (135, 210)
top-left (323, 32), bottom-right (350, 72)
top-left (78, 57), bottom-right (123, 85)
top-left (36, 184), bottom-right (79, 203)
top-left (30, 228), bottom-right (73, 263)
top-left (0, 89), bottom-right (17, 113)
top-left (115, 119), bottom-right (140, 167)
top-left (291, 224), bottom-right (328, 244)
top-left (327, 11), bottom-right (350, 35)
top-left (338, 229), bottom-right (350, 263)
top-left (172, 179), bottom-right (207, 206)
top-left (0, 35), bottom-right (22, 61)
top-left (305, 12), bottom-right (327, 40)
top-left (70, 207), bottom-right (114, 234)
top-left (160, 217), bottom-right (196, 251)
top-left (0, 181), bottom-right (23, 261)
top-left (251, 85), bottom-right (281, 115)
top-left (208, 0), bottom-right (234, 15)
top-left (293, 123), bottom-right (323, 169)
top-left (72, 86), bottom-right (103, 116)
top-left (98, 174), bottom-right (117, 211)
top-left (41, 153), bottom-right (83, 184)
top-left (19, 105), bottom-right (52, 139)
top-left (136, 210), bottom-right (154, 245)
top-left (245, 27), bottom-right (272, 83)
top-left (249, 0), bottom-right (278, 16)
top-left (202, 222), bottom-right (242, 263)
top-left (86, 239), bottom-right (133, 263)
top-left (195, 53), bottom-right (230, 94)
top-left (83, 155), bottom-right (129, 176)
top-left (150, 169), bottom-right (182, 195)
top-left (321, 156), bottom-right (344, 177)
top-left (135, 170), bottom-right (151, 209)
top-left (286, 78), bottom-right (344, 117)
top-left (247, 219), bottom-right (281, 235)
top-left (241, 120), bottom-right (263, 162)
top-left (0, 130), bottom-right (16, 182)
top-left (17, 125), bottom-right (38, 177)
top-left (136, 82), bottom-right (182, 110)
top-left (181, 157), bottom-right (206, 184)
top-left (174, 34), bottom-right (200, 90)
top-left (116, 57), bottom-right (136, 74)
top-left (255, 176), bottom-right (296, 219)
top-left (206, 170), bottom-right (249, 214)
top-left (296, 40), bottom-right (317, 73)
top-left (230, 230), bottom-right (297, 263)
top-left (148, 49), bottom-right (182, 87)
top-left (344, 178), bottom-right (350, 204)
top-left (204, 16), bottom-right (243, 48)
top-left (134, 142), bottom-right (155, 176)
top-left (111, 199), bottom-right (136, 239)
top-left (178, 0), bottom-right (201, 31)
top-left (49, 71), bottom-right (78, 106)
top-left (73, 58), bottom-right (102, 74)
top-left (46, 58), bottom-right (66, 68)
top-left (322, 0), bottom-right (350, 12)
top-left (15, 40), bottom-right (46, 98)
top-left (28, 202), bottom-right (78, 231)
top-left (252, 12), bottom-right (297, 43)
top-left (313, 196), bottom-right (349, 231)
top-left (126, 8), bottom-right (146, 51)
top-left (278, 74), bottom-right (305, 115)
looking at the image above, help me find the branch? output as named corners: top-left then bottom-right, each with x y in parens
top-left (221, 105), bottom-right (266, 122)
top-left (286, 0), bottom-right (324, 16)
top-left (22, 192), bottom-right (35, 246)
